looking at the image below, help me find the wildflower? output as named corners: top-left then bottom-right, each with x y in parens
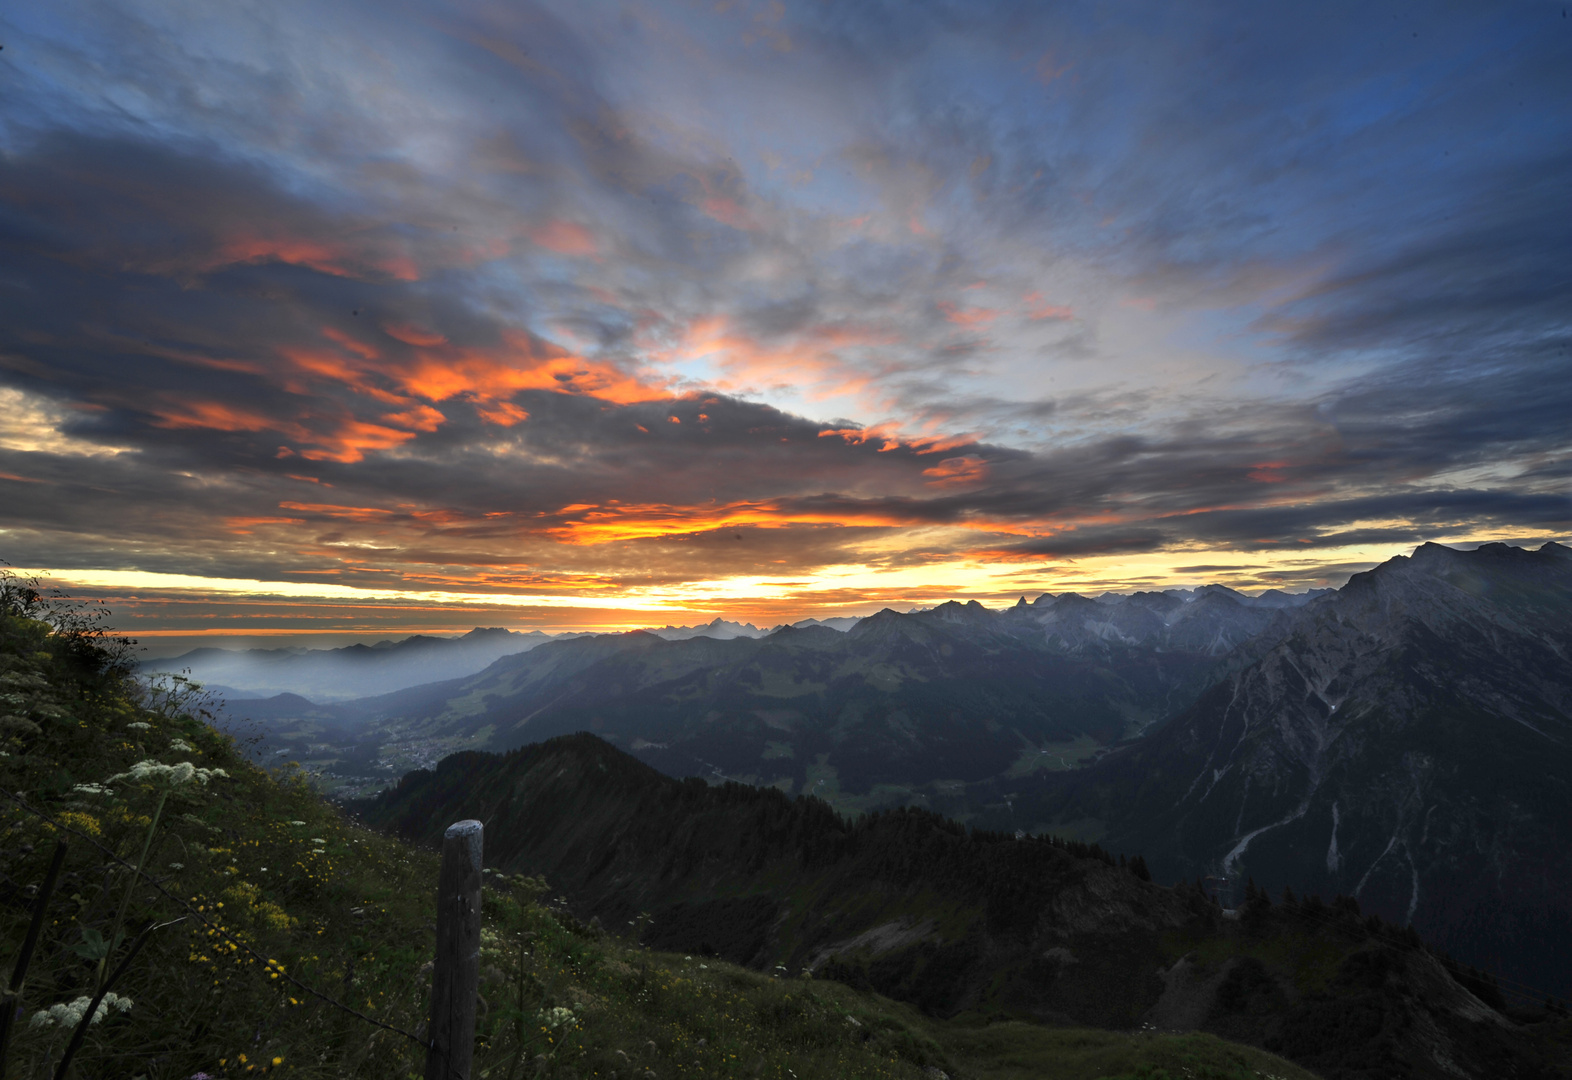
top-left (71, 782), bottom-right (111, 797)
top-left (543, 1006), bottom-right (575, 1028)
top-left (29, 993), bottom-right (133, 1028)
top-left (107, 760), bottom-right (228, 790)
top-left (169, 862), bottom-right (185, 870)
top-left (169, 738), bottom-right (195, 752)
top-left (310, 838), bottom-right (326, 844)
top-left (288, 820), bottom-right (307, 826)
top-left (127, 721), bottom-right (152, 731)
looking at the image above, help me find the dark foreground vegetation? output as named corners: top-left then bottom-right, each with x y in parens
top-left (364, 735), bottom-right (1572, 1080)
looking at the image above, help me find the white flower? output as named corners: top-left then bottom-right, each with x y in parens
top-left (71, 783), bottom-right (111, 797)
top-left (168, 739), bottom-right (195, 752)
top-left (309, 838), bottom-right (326, 844)
top-left (29, 993), bottom-right (132, 1029)
top-left (168, 862), bottom-right (184, 870)
top-left (542, 1006), bottom-right (575, 1028)
top-left (288, 820), bottom-right (307, 826)
top-left (127, 722), bottom-right (152, 731)
top-left (107, 760), bottom-right (228, 791)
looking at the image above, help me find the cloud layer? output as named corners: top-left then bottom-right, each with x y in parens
top-left (1, 0), bottom-right (1568, 631)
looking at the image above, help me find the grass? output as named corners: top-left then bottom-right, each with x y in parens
top-left (0, 597), bottom-right (1320, 1079)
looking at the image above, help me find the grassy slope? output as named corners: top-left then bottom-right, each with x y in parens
top-left (0, 609), bottom-right (1325, 1079)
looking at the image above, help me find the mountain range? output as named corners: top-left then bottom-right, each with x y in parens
top-left (222, 541), bottom-right (1572, 1005)
top-left (994, 541), bottom-right (1572, 1004)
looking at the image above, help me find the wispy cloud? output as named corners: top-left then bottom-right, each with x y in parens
top-left (1, 0), bottom-right (1567, 634)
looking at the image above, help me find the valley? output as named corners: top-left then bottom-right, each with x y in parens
top-left (213, 541), bottom-right (1572, 1013)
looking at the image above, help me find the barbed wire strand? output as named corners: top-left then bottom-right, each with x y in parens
top-left (1, 788), bottom-right (437, 1055)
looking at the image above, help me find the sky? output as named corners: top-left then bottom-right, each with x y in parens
top-left (2, 0), bottom-right (1569, 650)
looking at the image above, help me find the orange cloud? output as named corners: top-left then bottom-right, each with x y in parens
top-left (476, 400), bottom-right (530, 426)
top-left (817, 425), bottom-right (979, 458)
top-left (540, 499), bottom-right (911, 545)
top-left (818, 422), bottom-right (901, 452)
top-left (295, 419), bottom-right (418, 463)
top-left (397, 332), bottom-right (665, 409)
top-left (150, 399), bottom-right (307, 438)
top-left (531, 220), bottom-right (598, 256)
top-left (1034, 51), bottom-right (1073, 85)
top-left (903, 432), bottom-right (978, 456)
top-left (278, 501), bottom-right (396, 521)
top-left (922, 455), bottom-right (989, 487)
top-left (383, 323), bottom-right (449, 347)
top-left (215, 232), bottom-right (418, 282)
top-left (701, 195), bottom-right (754, 230)
top-left (321, 326), bottom-right (380, 360)
top-left (278, 327), bottom-right (667, 438)
top-left (222, 515), bottom-right (306, 535)
top-left (384, 404), bottom-right (447, 432)
top-left (1023, 292), bottom-right (1074, 320)
top-left (149, 395), bottom-right (418, 464)
top-left (938, 302), bottom-right (998, 327)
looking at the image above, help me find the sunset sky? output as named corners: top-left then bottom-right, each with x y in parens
top-left (2, 1), bottom-right (1569, 651)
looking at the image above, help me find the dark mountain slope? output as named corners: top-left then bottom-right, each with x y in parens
top-left (1012, 541), bottom-right (1572, 1001)
top-left (357, 733), bottom-right (1569, 1080)
top-left (354, 592), bottom-right (1289, 798)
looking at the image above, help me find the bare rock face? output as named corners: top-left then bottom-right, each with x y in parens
top-left (1028, 541), bottom-right (1572, 1004)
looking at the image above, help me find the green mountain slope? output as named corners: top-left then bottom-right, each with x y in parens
top-left (358, 733), bottom-right (1572, 1080)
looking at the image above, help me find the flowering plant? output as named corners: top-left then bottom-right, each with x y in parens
top-left (29, 992), bottom-right (133, 1029)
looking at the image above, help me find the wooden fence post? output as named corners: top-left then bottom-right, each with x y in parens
top-left (425, 820), bottom-right (483, 1080)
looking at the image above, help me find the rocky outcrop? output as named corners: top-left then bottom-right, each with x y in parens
top-left (1025, 542), bottom-right (1572, 1004)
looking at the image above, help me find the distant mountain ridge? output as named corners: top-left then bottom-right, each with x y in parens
top-left (336, 583), bottom-right (1325, 801)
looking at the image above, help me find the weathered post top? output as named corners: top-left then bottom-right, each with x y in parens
top-left (425, 819), bottom-right (483, 1080)
top-left (447, 818), bottom-right (483, 869)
